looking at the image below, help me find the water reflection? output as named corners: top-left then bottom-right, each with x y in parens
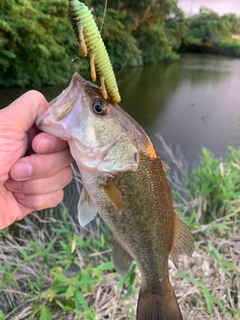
top-left (1, 54), bottom-right (239, 167)
top-left (1, 54), bottom-right (239, 219)
top-left (117, 62), bottom-right (182, 129)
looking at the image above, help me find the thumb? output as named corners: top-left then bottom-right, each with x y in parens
top-left (0, 90), bottom-right (50, 131)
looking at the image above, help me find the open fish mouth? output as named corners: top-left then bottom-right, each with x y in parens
top-left (49, 73), bottom-right (100, 109)
top-left (36, 72), bottom-right (100, 127)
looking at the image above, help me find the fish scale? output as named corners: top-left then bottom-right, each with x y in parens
top-left (36, 72), bottom-right (194, 320)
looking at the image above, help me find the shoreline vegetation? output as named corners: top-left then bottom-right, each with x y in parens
top-left (0, 1), bottom-right (240, 319)
top-left (1, 1), bottom-right (240, 88)
top-left (0, 140), bottom-right (239, 320)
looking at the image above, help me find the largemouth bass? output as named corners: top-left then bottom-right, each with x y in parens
top-left (36, 72), bottom-right (194, 320)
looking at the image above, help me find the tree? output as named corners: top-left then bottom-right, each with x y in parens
top-left (0, 0), bottom-right (74, 87)
top-left (0, 0), bottom-right (180, 87)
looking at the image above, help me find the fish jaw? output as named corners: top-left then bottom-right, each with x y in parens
top-left (36, 72), bottom-right (139, 175)
top-left (36, 73), bottom-right (85, 139)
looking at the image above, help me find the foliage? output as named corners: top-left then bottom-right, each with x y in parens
top-left (0, 0), bottom-right (179, 87)
top-left (1, 143), bottom-right (240, 319)
top-left (158, 133), bottom-right (240, 226)
top-left (165, 7), bottom-right (188, 50)
top-left (100, 9), bottom-right (143, 68)
top-left (180, 6), bottom-right (240, 57)
top-left (213, 39), bottom-right (240, 57)
top-left (0, 0), bottom-right (78, 87)
top-left (1, 189), bottom-right (239, 319)
top-left (0, 211), bottom-right (138, 319)
top-left (158, 138), bottom-right (240, 318)
top-left (185, 147), bottom-right (240, 224)
top-left (2, 1), bottom-right (240, 87)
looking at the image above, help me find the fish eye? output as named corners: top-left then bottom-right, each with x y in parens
top-left (92, 102), bottom-right (109, 116)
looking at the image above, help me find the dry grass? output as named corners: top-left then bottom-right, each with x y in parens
top-left (173, 212), bottom-right (240, 320)
top-left (1, 145), bottom-right (240, 319)
top-left (0, 208), bottom-right (239, 320)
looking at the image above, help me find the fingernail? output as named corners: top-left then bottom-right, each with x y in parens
top-left (37, 137), bottom-right (55, 153)
top-left (11, 161), bottom-right (33, 180)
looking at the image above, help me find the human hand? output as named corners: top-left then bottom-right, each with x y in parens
top-left (0, 90), bottom-right (73, 230)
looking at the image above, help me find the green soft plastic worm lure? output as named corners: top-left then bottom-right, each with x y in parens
top-left (68, 0), bottom-right (121, 103)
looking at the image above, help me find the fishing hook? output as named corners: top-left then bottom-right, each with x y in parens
top-left (69, 42), bottom-right (79, 81)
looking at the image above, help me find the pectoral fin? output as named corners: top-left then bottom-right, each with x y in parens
top-left (112, 239), bottom-right (133, 275)
top-left (102, 179), bottom-right (123, 214)
top-left (77, 188), bottom-right (96, 227)
top-left (170, 210), bottom-right (194, 268)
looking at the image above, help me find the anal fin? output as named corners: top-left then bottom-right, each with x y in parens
top-left (112, 239), bottom-right (133, 275)
top-left (78, 187), bottom-right (96, 227)
top-left (170, 210), bottom-right (194, 268)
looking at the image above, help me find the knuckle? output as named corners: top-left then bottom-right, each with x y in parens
top-left (52, 190), bottom-right (64, 207)
top-left (34, 190), bottom-right (64, 211)
top-left (27, 90), bottom-right (45, 102)
top-left (22, 180), bottom-right (41, 194)
top-left (62, 166), bottom-right (73, 185)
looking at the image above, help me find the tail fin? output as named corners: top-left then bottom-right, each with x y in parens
top-left (137, 284), bottom-right (183, 320)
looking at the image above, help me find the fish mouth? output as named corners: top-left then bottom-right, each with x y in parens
top-left (36, 73), bottom-right (89, 134)
top-left (49, 72), bottom-right (100, 109)
top-left (49, 73), bottom-right (85, 117)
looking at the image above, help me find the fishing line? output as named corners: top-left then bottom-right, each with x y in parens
top-left (69, 43), bottom-right (79, 81)
top-left (99, 0), bottom-right (108, 33)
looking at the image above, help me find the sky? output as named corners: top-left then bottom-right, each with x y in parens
top-left (178, 0), bottom-right (240, 16)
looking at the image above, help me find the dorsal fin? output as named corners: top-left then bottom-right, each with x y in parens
top-left (102, 179), bottom-right (123, 214)
top-left (77, 187), bottom-right (97, 227)
top-left (112, 239), bottom-right (133, 275)
top-left (170, 210), bottom-right (194, 268)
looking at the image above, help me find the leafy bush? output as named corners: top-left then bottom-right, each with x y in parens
top-left (0, 0), bottom-right (180, 87)
top-left (180, 6), bottom-right (240, 58)
top-left (0, 1), bottom-right (77, 87)
top-left (184, 147), bottom-right (240, 224)
top-left (214, 39), bottom-right (240, 57)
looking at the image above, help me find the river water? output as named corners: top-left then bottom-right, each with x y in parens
top-left (1, 54), bottom-right (239, 215)
top-left (1, 54), bottom-right (239, 167)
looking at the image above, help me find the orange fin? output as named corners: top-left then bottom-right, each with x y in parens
top-left (137, 283), bottom-right (183, 320)
top-left (102, 179), bottom-right (123, 214)
top-left (77, 188), bottom-right (96, 227)
top-left (112, 239), bottom-right (133, 275)
top-left (170, 210), bottom-right (194, 268)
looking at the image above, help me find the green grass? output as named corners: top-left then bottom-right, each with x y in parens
top-left (0, 144), bottom-right (240, 319)
top-left (166, 144), bottom-right (240, 319)
top-left (0, 211), bottom-right (138, 320)
top-left (185, 147), bottom-right (240, 223)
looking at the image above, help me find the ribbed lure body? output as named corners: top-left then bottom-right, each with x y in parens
top-left (68, 0), bottom-right (121, 103)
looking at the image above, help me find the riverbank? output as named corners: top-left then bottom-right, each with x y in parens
top-left (2, 2), bottom-right (240, 89)
top-left (1, 144), bottom-right (239, 319)
top-left (179, 39), bottom-right (240, 58)
top-left (2, 54), bottom-right (240, 169)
